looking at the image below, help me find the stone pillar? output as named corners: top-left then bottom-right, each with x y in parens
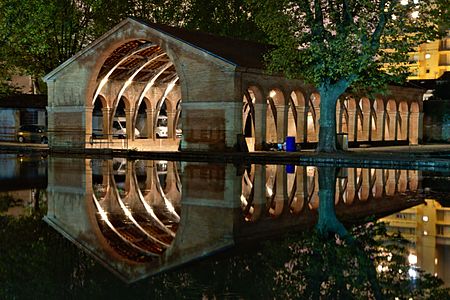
top-left (275, 104), bottom-right (288, 144)
top-left (336, 104), bottom-right (342, 133)
top-left (409, 111), bottom-right (420, 145)
top-left (85, 107), bottom-right (93, 142)
top-left (374, 110), bottom-right (385, 141)
top-left (359, 112), bottom-right (370, 142)
top-left (125, 109), bottom-right (134, 140)
top-left (347, 108), bottom-right (357, 142)
top-left (254, 102), bottom-right (267, 150)
top-left (399, 112), bottom-right (410, 141)
top-left (146, 108), bottom-right (155, 140)
top-left (386, 111), bottom-right (398, 141)
top-left (167, 111), bottom-right (176, 140)
top-left (296, 107), bottom-right (306, 143)
top-left (418, 112), bottom-right (423, 143)
top-left (314, 107), bottom-right (320, 142)
top-left (102, 108), bottom-right (111, 140)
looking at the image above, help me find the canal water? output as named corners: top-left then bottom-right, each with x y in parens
top-left (1, 153), bottom-right (449, 299)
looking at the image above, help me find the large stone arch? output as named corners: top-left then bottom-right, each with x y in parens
top-left (44, 18), bottom-right (242, 151)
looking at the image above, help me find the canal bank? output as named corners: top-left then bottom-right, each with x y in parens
top-left (0, 141), bottom-right (449, 170)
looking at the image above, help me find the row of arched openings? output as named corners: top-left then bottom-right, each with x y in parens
top-left (243, 87), bottom-right (421, 150)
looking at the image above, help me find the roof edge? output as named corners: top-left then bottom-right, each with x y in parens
top-left (130, 17), bottom-right (238, 68)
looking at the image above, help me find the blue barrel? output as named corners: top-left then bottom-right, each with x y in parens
top-left (285, 136), bottom-right (296, 152)
top-left (286, 164), bottom-right (295, 174)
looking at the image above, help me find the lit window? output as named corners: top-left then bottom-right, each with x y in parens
top-left (423, 231), bottom-right (428, 235)
top-left (408, 253), bottom-right (417, 265)
top-left (425, 53), bottom-right (431, 59)
top-left (401, 0), bottom-right (408, 5)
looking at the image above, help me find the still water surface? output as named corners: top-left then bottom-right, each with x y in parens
top-left (1, 153), bottom-right (449, 299)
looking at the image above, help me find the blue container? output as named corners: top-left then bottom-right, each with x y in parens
top-left (285, 136), bottom-right (296, 152)
top-left (286, 164), bottom-right (295, 174)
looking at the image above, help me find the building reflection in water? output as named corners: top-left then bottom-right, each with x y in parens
top-left (381, 199), bottom-right (450, 287)
top-left (44, 157), bottom-right (446, 284)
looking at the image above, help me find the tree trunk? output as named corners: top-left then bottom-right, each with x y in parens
top-left (316, 81), bottom-right (350, 153)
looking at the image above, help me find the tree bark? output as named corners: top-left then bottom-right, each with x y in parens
top-left (316, 80), bottom-right (350, 153)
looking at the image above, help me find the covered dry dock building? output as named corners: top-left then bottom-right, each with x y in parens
top-left (44, 18), bottom-right (425, 152)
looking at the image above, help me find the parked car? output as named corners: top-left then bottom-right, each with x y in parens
top-left (112, 117), bottom-right (140, 138)
top-left (17, 125), bottom-right (48, 144)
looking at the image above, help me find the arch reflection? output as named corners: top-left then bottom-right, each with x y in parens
top-left (91, 159), bottom-right (181, 261)
top-left (241, 165), bottom-right (422, 222)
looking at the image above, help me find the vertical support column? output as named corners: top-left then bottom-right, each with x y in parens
top-left (102, 108), bottom-right (111, 141)
top-left (374, 110), bottom-right (385, 141)
top-left (271, 165), bottom-right (287, 217)
top-left (417, 112), bottom-right (423, 143)
top-left (296, 107), bottom-right (306, 143)
top-left (314, 107), bottom-right (320, 142)
top-left (125, 109), bottom-right (134, 140)
top-left (254, 102), bottom-right (267, 151)
top-left (409, 111), bottom-right (420, 145)
top-left (399, 112), bottom-right (410, 141)
top-left (387, 111), bottom-right (398, 141)
top-left (336, 104), bottom-right (342, 133)
top-left (167, 111), bottom-right (176, 140)
top-left (85, 107), bottom-right (93, 142)
top-left (360, 112), bottom-right (370, 142)
top-left (347, 108), bottom-right (357, 142)
top-left (275, 104), bottom-right (288, 144)
top-left (146, 108), bottom-right (155, 140)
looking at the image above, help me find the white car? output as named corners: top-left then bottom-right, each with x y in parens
top-left (112, 117), bottom-right (140, 138)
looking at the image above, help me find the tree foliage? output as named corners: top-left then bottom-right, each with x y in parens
top-left (249, 0), bottom-right (449, 152)
top-left (0, 0), bottom-right (263, 94)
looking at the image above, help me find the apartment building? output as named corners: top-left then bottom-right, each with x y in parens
top-left (408, 31), bottom-right (450, 80)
